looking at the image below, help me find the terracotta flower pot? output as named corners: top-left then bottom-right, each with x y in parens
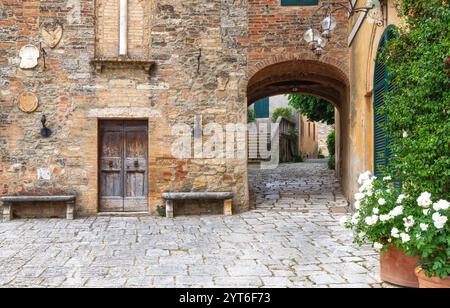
top-left (380, 246), bottom-right (419, 288)
top-left (415, 268), bottom-right (450, 288)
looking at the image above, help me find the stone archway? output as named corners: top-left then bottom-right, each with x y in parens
top-left (247, 56), bottom-right (349, 108)
top-left (246, 56), bottom-right (351, 198)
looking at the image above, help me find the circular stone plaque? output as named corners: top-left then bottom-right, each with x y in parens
top-left (17, 92), bottom-right (39, 113)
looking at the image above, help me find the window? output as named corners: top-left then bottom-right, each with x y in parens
top-left (308, 123), bottom-right (311, 137)
top-left (281, 0), bottom-right (319, 6)
top-left (254, 98), bottom-right (270, 119)
top-left (373, 26), bottom-right (397, 176)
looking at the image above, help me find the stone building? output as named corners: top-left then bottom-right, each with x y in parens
top-left (249, 95), bottom-right (321, 160)
top-left (0, 0), bottom-right (403, 217)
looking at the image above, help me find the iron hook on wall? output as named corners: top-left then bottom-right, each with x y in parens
top-left (40, 114), bottom-right (52, 138)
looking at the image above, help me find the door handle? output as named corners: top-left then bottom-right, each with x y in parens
top-left (134, 160), bottom-right (139, 168)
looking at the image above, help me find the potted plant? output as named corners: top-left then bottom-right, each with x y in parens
top-left (400, 192), bottom-right (449, 288)
top-left (341, 172), bottom-right (419, 288)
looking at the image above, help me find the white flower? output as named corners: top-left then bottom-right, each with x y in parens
top-left (351, 213), bottom-right (360, 224)
top-left (358, 171), bottom-right (372, 185)
top-left (378, 198), bottom-right (386, 206)
top-left (366, 190), bottom-right (374, 197)
top-left (417, 192), bottom-right (432, 208)
top-left (354, 200), bottom-right (361, 210)
top-left (390, 206), bottom-right (404, 217)
top-left (365, 215), bottom-right (379, 226)
top-left (433, 200), bottom-right (449, 212)
top-left (373, 242), bottom-right (383, 251)
top-left (383, 176), bottom-right (392, 181)
top-left (400, 233), bottom-right (411, 243)
top-left (339, 216), bottom-right (348, 226)
top-left (423, 209), bottom-right (430, 216)
top-left (391, 228), bottom-right (400, 238)
top-left (420, 223), bottom-right (429, 231)
top-left (380, 214), bottom-right (391, 222)
top-left (396, 194), bottom-right (406, 204)
top-left (373, 208), bottom-right (380, 214)
top-left (402, 130), bottom-right (408, 138)
top-left (354, 193), bottom-right (365, 201)
top-left (403, 216), bottom-right (415, 229)
top-left (432, 212), bottom-right (448, 230)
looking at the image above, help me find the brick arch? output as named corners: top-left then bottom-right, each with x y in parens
top-left (247, 54), bottom-right (349, 108)
top-left (249, 53), bottom-right (349, 86)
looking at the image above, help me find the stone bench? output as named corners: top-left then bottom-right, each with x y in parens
top-left (162, 192), bottom-right (233, 218)
top-left (0, 195), bottom-right (76, 222)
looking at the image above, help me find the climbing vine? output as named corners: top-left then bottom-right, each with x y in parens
top-left (380, 0), bottom-right (450, 278)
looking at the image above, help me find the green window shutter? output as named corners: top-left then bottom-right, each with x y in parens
top-left (281, 0), bottom-right (319, 6)
top-left (254, 97), bottom-right (270, 118)
top-left (373, 26), bottom-right (397, 176)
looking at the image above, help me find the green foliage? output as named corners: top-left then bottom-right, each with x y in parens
top-left (349, 0), bottom-right (450, 278)
top-left (247, 108), bottom-right (256, 123)
top-left (271, 107), bottom-right (293, 123)
top-left (288, 94), bottom-right (335, 125)
top-left (344, 175), bottom-right (450, 279)
top-left (288, 127), bottom-right (298, 139)
top-left (328, 154), bottom-right (335, 170)
top-left (326, 129), bottom-right (336, 156)
top-left (326, 130), bottom-right (336, 170)
top-left (382, 0), bottom-right (450, 278)
top-left (156, 205), bottom-right (166, 217)
top-left (295, 155), bottom-right (304, 163)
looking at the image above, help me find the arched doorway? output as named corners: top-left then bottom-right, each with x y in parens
top-left (247, 59), bottom-right (349, 177)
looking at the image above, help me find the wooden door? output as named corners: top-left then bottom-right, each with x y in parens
top-left (99, 120), bottom-right (148, 212)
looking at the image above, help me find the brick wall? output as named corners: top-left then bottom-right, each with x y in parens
top-left (0, 0), bottom-right (352, 217)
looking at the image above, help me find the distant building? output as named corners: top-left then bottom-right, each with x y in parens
top-left (249, 95), bottom-right (330, 160)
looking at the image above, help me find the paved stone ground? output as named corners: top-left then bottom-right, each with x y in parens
top-left (0, 160), bottom-right (385, 288)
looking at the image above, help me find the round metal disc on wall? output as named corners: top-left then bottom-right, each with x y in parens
top-left (17, 92), bottom-right (39, 113)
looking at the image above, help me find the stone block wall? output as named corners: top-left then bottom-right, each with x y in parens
top-left (0, 0), bottom-right (249, 216)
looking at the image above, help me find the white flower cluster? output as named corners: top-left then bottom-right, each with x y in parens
top-left (417, 192), bottom-right (432, 208)
top-left (432, 212), bottom-right (447, 230)
top-left (357, 171), bottom-right (375, 197)
top-left (417, 193), bottom-right (448, 230)
top-left (390, 227), bottom-right (410, 243)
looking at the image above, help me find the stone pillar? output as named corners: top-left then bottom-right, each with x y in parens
top-left (165, 200), bottom-right (174, 218)
top-left (119, 0), bottom-right (128, 56)
top-left (2, 202), bottom-right (12, 222)
top-left (224, 199), bottom-right (233, 216)
top-left (66, 200), bottom-right (75, 220)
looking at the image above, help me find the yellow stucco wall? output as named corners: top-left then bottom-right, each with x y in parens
top-left (345, 0), bottom-right (402, 201)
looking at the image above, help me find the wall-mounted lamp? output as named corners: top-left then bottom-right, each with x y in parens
top-left (304, 0), bottom-right (383, 57)
top-left (40, 114), bottom-right (52, 138)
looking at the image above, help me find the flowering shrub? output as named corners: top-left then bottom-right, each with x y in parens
top-left (342, 172), bottom-right (449, 278)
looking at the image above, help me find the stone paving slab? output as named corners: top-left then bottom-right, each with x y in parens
top-left (0, 161), bottom-right (387, 288)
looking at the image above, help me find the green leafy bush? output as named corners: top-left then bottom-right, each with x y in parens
top-left (382, 0), bottom-right (450, 278)
top-left (343, 173), bottom-right (449, 279)
top-left (328, 155), bottom-right (335, 170)
top-left (326, 129), bottom-right (335, 156)
top-left (345, 0), bottom-right (450, 279)
top-left (247, 109), bottom-right (256, 123)
top-left (271, 107), bottom-right (293, 123)
top-left (288, 94), bottom-right (335, 125)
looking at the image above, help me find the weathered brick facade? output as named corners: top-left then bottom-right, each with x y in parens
top-left (1, 0), bottom-right (354, 217)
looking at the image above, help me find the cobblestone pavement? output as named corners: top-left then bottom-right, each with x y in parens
top-left (0, 161), bottom-right (385, 288)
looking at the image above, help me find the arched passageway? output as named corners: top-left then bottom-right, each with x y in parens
top-left (247, 59), bottom-right (350, 188)
top-left (247, 59), bottom-right (349, 108)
